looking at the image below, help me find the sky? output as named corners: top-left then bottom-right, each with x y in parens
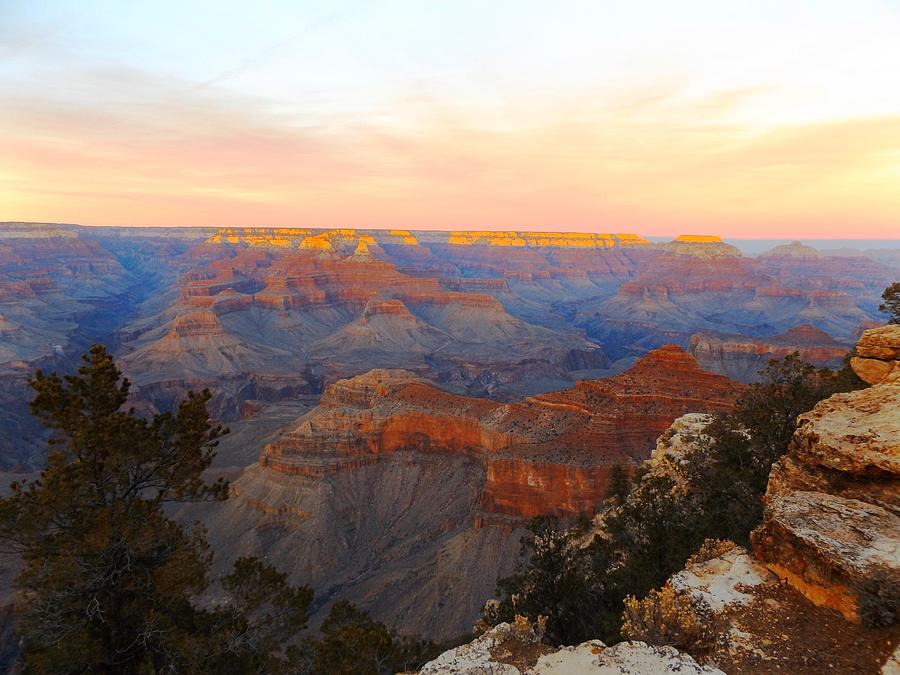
top-left (1, 0), bottom-right (899, 238)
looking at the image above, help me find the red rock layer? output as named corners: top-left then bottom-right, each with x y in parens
top-left (689, 324), bottom-right (849, 373)
top-left (259, 347), bottom-right (742, 522)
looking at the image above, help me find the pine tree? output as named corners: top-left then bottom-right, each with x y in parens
top-left (606, 463), bottom-right (632, 503)
top-left (0, 345), bottom-right (311, 673)
top-left (880, 282), bottom-right (900, 324)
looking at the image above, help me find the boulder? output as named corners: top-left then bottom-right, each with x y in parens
top-left (418, 622), bottom-right (524, 674)
top-left (752, 491), bottom-right (900, 621)
top-left (529, 641), bottom-right (723, 674)
top-left (752, 322), bottom-right (900, 623)
top-left (417, 624), bottom-right (723, 675)
top-left (851, 324), bottom-right (900, 384)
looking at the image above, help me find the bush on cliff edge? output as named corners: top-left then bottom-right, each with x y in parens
top-left (487, 352), bottom-right (866, 646)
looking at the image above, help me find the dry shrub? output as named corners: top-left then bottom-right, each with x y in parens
top-left (510, 614), bottom-right (547, 644)
top-left (686, 538), bottom-right (737, 567)
top-left (621, 584), bottom-right (707, 650)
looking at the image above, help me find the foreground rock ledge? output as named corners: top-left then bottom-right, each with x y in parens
top-left (753, 491), bottom-right (900, 621)
top-left (752, 322), bottom-right (900, 622)
top-left (851, 324), bottom-right (900, 385)
top-left (417, 622), bottom-right (723, 674)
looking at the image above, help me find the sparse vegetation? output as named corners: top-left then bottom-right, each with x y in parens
top-left (621, 584), bottom-right (707, 651)
top-left (879, 282), bottom-right (900, 324)
top-left (685, 538), bottom-right (736, 567)
top-left (0, 346), bottom-right (313, 673)
top-left (485, 353), bottom-right (867, 647)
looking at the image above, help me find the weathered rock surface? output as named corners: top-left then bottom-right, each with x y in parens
top-left (689, 324), bottom-right (849, 382)
top-left (754, 491), bottom-right (899, 620)
top-left (417, 622), bottom-right (529, 674)
top-left (259, 347), bottom-right (740, 521)
top-left (660, 544), bottom-right (900, 673)
top-left (751, 323), bottom-right (900, 623)
top-left (417, 623), bottom-right (722, 674)
top-left (789, 385), bottom-right (900, 483)
top-left (645, 412), bottom-right (713, 481)
top-left (852, 324), bottom-right (900, 385)
top-left (670, 546), bottom-right (776, 613)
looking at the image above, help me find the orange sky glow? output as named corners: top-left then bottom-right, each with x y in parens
top-left (2, 1), bottom-right (899, 238)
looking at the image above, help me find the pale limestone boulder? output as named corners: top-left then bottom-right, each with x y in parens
top-left (418, 622), bottom-right (522, 674)
top-left (529, 641), bottom-right (723, 674)
top-left (669, 546), bottom-right (776, 614)
top-left (645, 413), bottom-right (713, 481)
top-left (790, 385), bottom-right (900, 478)
top-left (752, 490), bottom-right (900, 622)
top-left (851, 324), bottom-right (900, 384)
top-left (526, 641), bottom-right (605, 673)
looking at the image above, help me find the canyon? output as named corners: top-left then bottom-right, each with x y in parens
top-left (194, 345), bottom-right (740, 638)
top-left (419, 323), bottom-right (900, 673)
top-left (0, 221), bottom-right (897, 643)
top-left (689, 324), bottom-right (849, 382)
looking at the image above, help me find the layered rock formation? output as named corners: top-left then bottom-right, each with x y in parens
top-left (662, 543), bottom-right (899, 673)
top-left (578, 237), bottom-right (890, 357)
top-left (751, 324), bottom-right (900, 623)
top-left (192, 348), bottom-right (740, 639)
top-left (851, 324), bottom-right (900, 385)
top-left (689, 324), bottom-right (849, 382)
top-left (121, 238), bottom-right (611, 414)
top-left (258, 346), bottom-right (740, 522)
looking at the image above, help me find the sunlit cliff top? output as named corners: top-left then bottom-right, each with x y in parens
top-left (204, 227), bottom-right (652, 250)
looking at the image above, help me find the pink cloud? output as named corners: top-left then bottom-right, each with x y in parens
top-left (1, 78), bottom-right (899, 238)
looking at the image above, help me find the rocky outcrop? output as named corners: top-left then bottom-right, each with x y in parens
top-left (759, 240), bottom-right (820, 259)
top-left (193, 348), bottom-right (739, 639)
top-left (689, 324), bottom-right (849, 382)
top-left (657, 543), bottom-right (900, 673)
top-left (662, 235), bottom-right (742, 258)
top-left (418, 622), bottom-right (721, 674)
top-left (621, 326), bottom-right (900, 672)
top-left (751, 324), bottom-right (900, 623)
top-left (259, 347), bottom-right (740, 522)
top-left (643, 413), bottom-right (713, 483)
top-left (169, 310), bottom-right (226, 338)
top-left (753, 491), bottom-right (898, 619)
top-left (851, 324), bottom-right (900, 385)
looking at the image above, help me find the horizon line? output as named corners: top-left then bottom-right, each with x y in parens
top-left (2, 221), bottom-right (899, 243)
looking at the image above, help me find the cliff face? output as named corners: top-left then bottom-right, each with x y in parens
top-left (258, 346), bottom-right (740, 522)
top-left (195, 348), bottom-right (740, 639)
top-left (689, 324), bottom-right (849, 382)
top-left (607, 331), bottom-right (900, 672)
top-left (124, 241), bottom-right (611, 409)
top-left (751, 324), bottom-right (900, 623)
